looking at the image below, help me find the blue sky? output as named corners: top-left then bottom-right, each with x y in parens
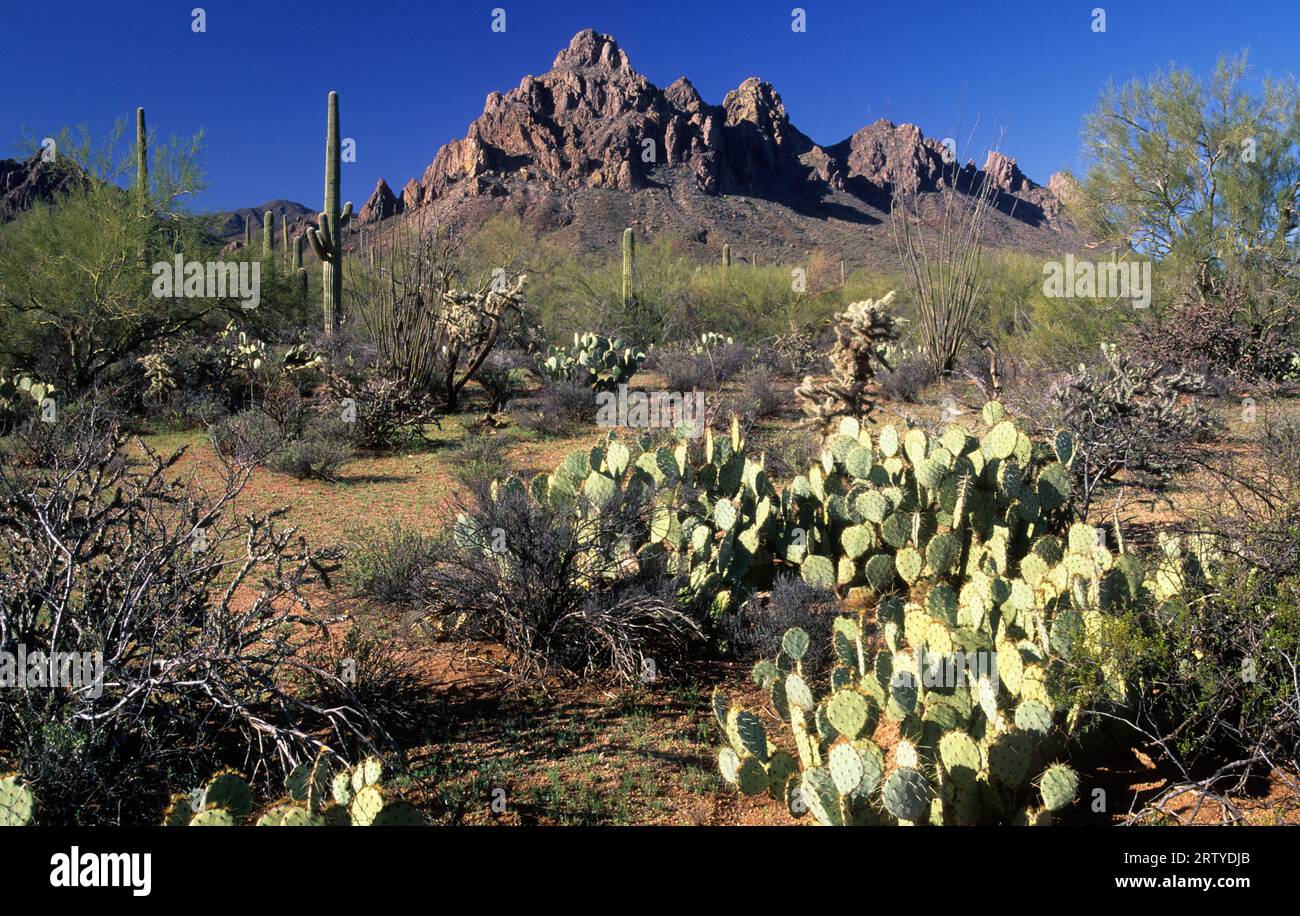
top-left (1, 0), bottom-right (1296, 212)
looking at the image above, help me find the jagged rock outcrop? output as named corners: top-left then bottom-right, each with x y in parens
top-left (0, 155), bottom-right (85, 223)
top-left (358, 28), bottom-right (1072, 240)
top-left (214, 29), bottom-right (1082, 265)
top-left (358, 178), bottom-right (403, 223)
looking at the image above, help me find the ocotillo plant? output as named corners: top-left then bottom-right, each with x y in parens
top-left (306, 91), bottom-right (353, 336)
top-left (135, 107), bottom-right (148, 198)
top-left (723, 243), bottom-right (731, 268)
top-left (622, 227), bottom-right (635, 308)
top-left (263, 210), bottom-right (274, 259)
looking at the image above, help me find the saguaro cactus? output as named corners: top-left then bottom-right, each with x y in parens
top-left (263, 210), bottom-right (274, 259)
top-left (622, 227), bottom-right (635, 308)
top-left (282, 217), bottom-right (290, 265)
top-left (292, 234), bottom-right (303, 270)
top-left (723, 243), bottom-right (731, 268)
top-left (244, 217), bottom-right (252, 248)
top-left (136, 107), bottom-right (148, 197)
top-left (306, 91), bottom-right (353, 336)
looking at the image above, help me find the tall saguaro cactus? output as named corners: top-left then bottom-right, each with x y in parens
top-left (263, 210), bottom-right (274, 259)
top-left (136, 107), bottom-right (148, 198)
top-left (245, 217), bottom-right (252, 248)
top-left (622, 227), bottom-right (635, 308)
top-left (282, 217), bottom-right (290, 265)
top-left (306, 91), bottom-right (353, 336)
top-left (722, 243), bottom-right (731, 268)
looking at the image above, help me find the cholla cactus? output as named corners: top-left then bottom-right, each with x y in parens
top-left (137, 352), bottom-right (176, 401)
top-left (795, 291), bottom-right (899, 426)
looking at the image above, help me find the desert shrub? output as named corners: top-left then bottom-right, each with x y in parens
top-left (738, 368), bottom-right (785, 418)
top-left (209, 408), bottom-right (286, 468)
top-left (1047, 343), bottom-right (1217, 515)
top-left (648, 343), bottom-right (713, 392)
top-left (420, 476), bottom-right (703, 685)
top-left (754, 424), bottom-right (820, 482)
top-left (346, 522), bottom-right (440, 606)
top-left (877, 354), bottom-right (931, 404)
top-left (300, 623), bottom-right (437, 747)
top-left (723, 576), bottom-right (836, 668)
top-left (512, 377), bottom-right (594, 435)
top-left (1130, 281), bottom-right (1298, 384)
top-left (0, 406), bottom-right (384, 824)
top-left (453, 432), bottom-right (511, 490)
top-left (475, 348), bottom-right (531, 411)
top-left (323, 365), bottom-right (439, 450)
top-left (268, 416), bottom-right (355, 480)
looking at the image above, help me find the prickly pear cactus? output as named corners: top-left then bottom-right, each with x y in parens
top-left (158, 755), bottom-right (424, 827)
top-left (709, 404), bottom-right (1170, 824)
top-left (538, 332), bottom-right (645, 392)
top-left (0, 774), bottom-right (35, 826)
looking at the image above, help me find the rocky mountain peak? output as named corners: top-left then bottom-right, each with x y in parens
top-left (551, 28), bottom-right (630, 72)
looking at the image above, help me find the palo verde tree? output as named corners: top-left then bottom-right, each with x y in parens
top-left (1076, 53), bottom-right (1300, 307)
top-left (0, 116), bottom-right (220, 391)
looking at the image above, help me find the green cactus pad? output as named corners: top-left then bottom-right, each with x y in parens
top-left (862, 553), bottom-right (896, 592)
top-left (202, 771), bottom-right (253, 818)
top-left (349, 785), bottom-right (386, 826)
top-left (1053, 430), bottom-right (1074, 466)
top-left (1036, 462), bottom-right (1072, 511)
top-left (987, 731), bottom-right (1033, 786)
top-left (857, 490), bottom-right (890, 523)
top-left (734, 710), bottom-right (769, 760)
top-left (763, 750), bottom-right (798, 800)
top-left (882, 768), bottom-right (930, 822)
top-left (371, 800), bottom-right (427, 826)
top-left (351, 756), bottom-right (384, 793)
top-left (188, 807), bottom-right (234, 826)
top-left (1039, 763), bottom-right (1079, 811)
top-left (713, 497), bottom-right (737, 531)
top-left (801, 555), bottom-right (836, 588)
top-left (926, 584), bottom-right (958, 624)
top-left (0, 774), bottom-right (35, 826)
top-left (981, 401), bottom-right (1005, 425)
top-left (782, 627), bottom-right (811, 661)
top-left (785, 673), bottom-right (815, 710)
top-left (828, 741), bottom-right (866, 795)
top-left (1014, 699), bottom-right (1052, 735)
top-left (845, 446), bottom-right (874, 478)
top-left (983, 420), bottom-right (1018, 460)
top-left (826, 689), bottom-right (871, 738)
top-left (925, 533), bottom-right (960, 576)
top-left (800, 767), bottom-right (843, 826)
top-left (938, 731), bottom-right (981, 781)
top-left (332, 771), bottom-right (354, 806)
top-left (718, 747), bottom-right (741, 785)
top-left (878, 425), bottom-right (899, 457)
top-left (888, 546), bottom-right (919, 585)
